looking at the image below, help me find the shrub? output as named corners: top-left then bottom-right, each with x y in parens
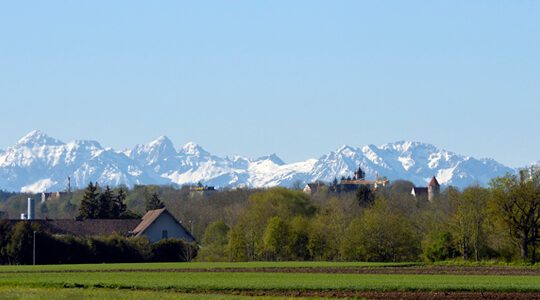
top-left (151, 238), bottom-right (197, 262)
top-left (422, 230), bottom-right (458, 262)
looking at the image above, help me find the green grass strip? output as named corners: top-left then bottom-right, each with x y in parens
top-left (0, 286), bottom-right (316, 300)
top-left (0, 272), bottom-right (539, 293)
top-left (0, 261), bottom-right (418, 273)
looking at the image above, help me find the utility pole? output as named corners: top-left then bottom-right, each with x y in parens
top-left (33, 231), bottom-right (36, 266)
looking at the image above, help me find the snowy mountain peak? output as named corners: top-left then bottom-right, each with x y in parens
top-left (150, 135), bottom-right (173, 147)
top-left (181, 142), bottom-right (208, 156)
top-left (127, 136), bottom-right (177, 167)
top-left (257, 153), bottom-right (285, 166)
top-left (145, 136), bottom-right (176, 156)
top-left (380, 141), bottom-right (435, 152)
top-left (336, 145), bottom-right (358, 157)
top-left (16, 130), bottom-right (64, 147)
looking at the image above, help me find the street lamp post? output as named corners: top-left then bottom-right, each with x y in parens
top-left (32, 231), bottom-right (36, 266)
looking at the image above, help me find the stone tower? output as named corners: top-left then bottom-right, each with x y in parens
top-left (428, 176), bottom-right (440, 202)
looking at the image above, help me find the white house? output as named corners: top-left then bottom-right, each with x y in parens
top-left (132, 208), bottom-right (196, 243)
top-left (18, 207), bottom-right (196, 244)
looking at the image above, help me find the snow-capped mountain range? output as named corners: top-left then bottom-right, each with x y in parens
top-left (0, 130), bottom-right (518, 193)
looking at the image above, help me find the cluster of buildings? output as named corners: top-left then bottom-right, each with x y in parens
top-left (14, 197), bottom-right (195, 243)
top-left (303, 166), bottom-right (390, 195)
top-left (7, 177), bottom-right (195, 244)
top-left (304, 165), bottom-right (441, 202)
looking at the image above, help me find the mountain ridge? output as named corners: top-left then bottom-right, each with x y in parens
top-left (0, 130), bottom-right (518, 193)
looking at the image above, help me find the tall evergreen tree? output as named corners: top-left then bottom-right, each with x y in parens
top-left (112, 188), bottom-right (128, 218)
top-left (356, 185), bottom-right (375, 207)
top-left (96, 186), bottom-right (114, 218)
top-left (78, 182), bottom-right (99, 220)
top-left (146, 192), bottom-right (165, 211)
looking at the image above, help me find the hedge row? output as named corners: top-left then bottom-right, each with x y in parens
top-left (0, 221), bottom-right (197, 265)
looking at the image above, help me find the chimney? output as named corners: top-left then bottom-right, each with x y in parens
top-left (27, 198), bottom-right (35, 220)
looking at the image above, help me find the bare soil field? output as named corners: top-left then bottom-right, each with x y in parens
top-left (230, 290), bottom-right (540, 300)
top-left (4, 265), bottom-right (539, 276)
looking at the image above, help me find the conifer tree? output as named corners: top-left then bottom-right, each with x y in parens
top-left (146, 192), bottom-right (165, 211)
top-left (96, 186), bottom-right (114, 218)
top-left (356, 185), bottom-right (375, 207)
top-left (112, 188), bottom-right (128, 218)
top-left (77, 182), bottom-right (99, 219)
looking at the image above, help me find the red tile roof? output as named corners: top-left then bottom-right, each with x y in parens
top-left (132, 208), bottom-right (167, 236)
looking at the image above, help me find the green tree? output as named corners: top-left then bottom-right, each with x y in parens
top-left (6, 222), bottom-right (35, 264)
top-left (421, 230), bottom-right (458, 262)
top-left (96, 186), bottom-right (114, 218)
top-left (111, 188), bottom-right (128, 218)
top-left (490, 167), bottom-right (540, 262)
top-left (146, 192), bottom-right (165, 211)
top-left (0, 221), bottom-right (12, 264)
top-left (227, 224), bottom-right (248, 261)
top-left (356, 185), bottom-right (375, 207)
top-left (198, 220), bottom-right (230, 262)
top-left (77, 182), bottom-right (99, 219)
top-left (262, 216), bottom-right (290, 261)
top-left (288, 216), bottom-right (311, 260)
top-left (451, 186), bottom-right (490, 261)
top-left (341, 198), bottom-right (420, 262)
top-left (308, 198), bottom-right (347, 261)
top-left (230, 188), bottom-right (315, 261)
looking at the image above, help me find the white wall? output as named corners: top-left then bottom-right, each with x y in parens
top-left (142, 212), bottom-right (194, 243)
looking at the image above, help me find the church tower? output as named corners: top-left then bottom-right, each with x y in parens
top-left (428, 176), bottom-right (440, 202)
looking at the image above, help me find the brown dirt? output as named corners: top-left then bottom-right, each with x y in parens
top-left (231, 290), bottom-right (540, 299)
top-left (5, 265), bottom-right (539, 276)
top-left (175, 266), bottom-right (540, 276)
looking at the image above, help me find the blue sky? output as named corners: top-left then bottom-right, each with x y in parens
top-left (0, 1), bottom-right (538, 167)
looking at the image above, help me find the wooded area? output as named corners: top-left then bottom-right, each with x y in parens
top-left (1, 167), bottom-right (539, 264)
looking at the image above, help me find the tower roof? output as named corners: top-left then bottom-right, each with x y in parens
top-left (428, 176), bottom-right (440, 187)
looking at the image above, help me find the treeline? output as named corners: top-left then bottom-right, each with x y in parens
top-left (1, 168), bottom-right (539, 263)
top-left (0, 184), bottom-right (256, 238)
top-left (0, 221), bottom-right (197, 265)
top-left (198, 168), bottom-right (540, 263)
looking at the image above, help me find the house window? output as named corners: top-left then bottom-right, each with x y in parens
top-left (162, 230), bottom-right (168, 239)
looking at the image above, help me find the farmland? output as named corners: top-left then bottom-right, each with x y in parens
top-left (1, 262), bottom-right (540, 299)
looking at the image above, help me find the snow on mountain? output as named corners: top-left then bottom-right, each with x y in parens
top-left (128, 137), bottom-right (298, 188)
top-left (0, 130), bottom-right (165, 192)
top-left (21, 178), bottom-right (57, 193)
top-left (256, 154), bottom-right (286, 166)
top-left (307, 141), bottom-right (515, 187)
top-left (0, 130), bottom-right (521, 192)
top-left (15, 130), bottom-right (64, 148)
